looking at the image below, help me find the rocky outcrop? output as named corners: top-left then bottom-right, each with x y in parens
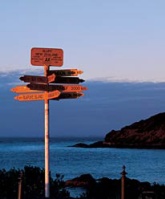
top-left (71, 141), bottom-right (109, 148)
top-left (105, 112), bottom-right (165, 149)
top-left (65, 174), bottom-right (165, 199)
top-left (72, 112), bottom-right (165, 149)
top-left (65, 174), bottom-right (96, 187)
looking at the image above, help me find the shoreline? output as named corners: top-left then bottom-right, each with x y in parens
top-left (70, 140), bottom-right (165, 149)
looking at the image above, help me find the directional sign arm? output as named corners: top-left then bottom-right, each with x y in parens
top-left (51, 92), bottom-right (84, 100)
top-left (46, 90), bottom-right (60, 100)
top-left (52, 77), bottom-right (85, 84)
top-left (48, 69), bottom-right (83, 76)
top-left (15, 92), bottom-right (45, 101)
top-left (27, 83), bottom-right (87, 92)
top-left (19, 74), bottom-right (55, 84)
top-left (11, 85), bottom-right (41, 93)
top-left (14, 90), bottom-right (60, 101)
top-left (48, 74), bottom-right (56, 83)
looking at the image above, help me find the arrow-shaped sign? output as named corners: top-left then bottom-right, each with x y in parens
top-left (52, 92), bottom-right (84, 100)
top-left (51, 76), bottom-right (85, 84)
top-left (19, 74), bottom-right (55, 84)
top-left (11, 85), bottom-right (41, 93)
top-left (27, 83), bottom-right (87, 93)
top-left (14, 90), bottom-right (60, 101)
top-left (48, 69), bottom-right (83, 76)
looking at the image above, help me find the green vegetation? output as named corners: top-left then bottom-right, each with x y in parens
top-left (0, 166), bottom-right (69, 199)
top-left (0, 166), bottom-right (165, 199)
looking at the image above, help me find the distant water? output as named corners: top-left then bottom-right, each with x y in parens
top-left (0, 137), bottom-right (165, 185)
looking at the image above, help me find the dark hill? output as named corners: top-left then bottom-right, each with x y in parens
top-left (105, 112), bottom-right (165, 149)
top-left (71, 112), bottom-right (165, 149)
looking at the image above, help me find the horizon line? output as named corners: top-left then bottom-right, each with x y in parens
top-left (1, 69), bottom-right (165, 84)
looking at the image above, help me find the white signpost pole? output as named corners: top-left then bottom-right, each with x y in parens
top-left (44, 65), bottom-right (50, 198)
top-left (30, 47), bottom-right (64, 198)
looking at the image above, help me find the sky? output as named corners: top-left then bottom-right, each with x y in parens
top-left (0, 0), bottom-right (165, 82)
top-left (1, 1), bottom-right (165, 138)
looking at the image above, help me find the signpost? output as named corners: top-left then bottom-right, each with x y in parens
top-left (14, 90), bottom-right (60, 101)
top-left (11, 47), bottom-right (87, 199)
top-left (11, 85), bottom-right (41, 93)
top-left (53, 92), bottom-right (84, 100)
top-left (27, 83), bottom-right (87, 93)
top-left (20, 74), bottom-right (55, 84)
top-left (31, 47), bottom-right (63, 66)
top-left (48, 69), bottom-right (83, 76)
top-left (51, 76), bottom-right (84, 84)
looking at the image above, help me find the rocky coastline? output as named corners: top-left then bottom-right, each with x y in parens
top-left (71, 112), bottom-right (165, 149)
top-left (65, 172), bottom-right (165, 199)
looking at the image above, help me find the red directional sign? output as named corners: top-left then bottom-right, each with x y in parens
top-left (20, 74), bottom-right (55, 84)
top-left (31, 48), bottom-right (63, 66)
top-left (14, 90), bottom-right (60, 101)
top-left (27, 83), bottom-right (87, 92)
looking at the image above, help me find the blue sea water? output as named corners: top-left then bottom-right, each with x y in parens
top-left (0, 137), bottom-right (165, 185)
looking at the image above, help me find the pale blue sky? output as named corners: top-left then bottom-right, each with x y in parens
top-left (0, 0), bottom-right (165, 82)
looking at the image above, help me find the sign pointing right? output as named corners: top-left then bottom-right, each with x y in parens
top-left (52, 92), bottom-right (84, 100)
top-left (48, 69), bottom-right (83, 76)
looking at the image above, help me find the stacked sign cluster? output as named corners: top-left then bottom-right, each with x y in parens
top-left (11, 47), bottom-right (87, 101)
top-left (10, 47), bottom-right (87, 199)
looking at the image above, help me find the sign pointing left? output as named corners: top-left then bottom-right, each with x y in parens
top-left (14, 90), bottom-right (60, 101)
top-left (19, 74), bottom-right (55, 84)
top-left (11, 85), bottom-right (41, 93)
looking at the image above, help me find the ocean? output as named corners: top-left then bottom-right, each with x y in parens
top-left (0, 137), bottom-right (165, 185)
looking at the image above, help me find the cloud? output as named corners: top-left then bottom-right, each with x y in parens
top-left (2, 68), bottom-right (165, 84)
top-left (87, 75), bottom-right (165, 83)
top-left (1, 71), bottom-right (165, 137)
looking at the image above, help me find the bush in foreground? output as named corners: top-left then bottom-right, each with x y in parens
top-left (0, 166), bottom-right (165, 199)
top-left (0, 166), bottom-right (70, 199)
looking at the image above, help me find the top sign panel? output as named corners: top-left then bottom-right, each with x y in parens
top-left (31, 47), bottom-right (63, 66)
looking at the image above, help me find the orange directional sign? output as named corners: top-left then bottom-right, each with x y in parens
top-left (14, 90), bottom-right (60, 101)
top-left (52, 76), bottom-right (85, 84)
top-left (52, 92), bottom-right (84, 100)
top-left (31, 47), bottom-right (63, 66)
top-left (48, 69), bottom-right (83, 76)
top-left (20, 74), bottom-right (55, 84)
top-left (27, 83), bottom-right (87, 93)
top-left (11, 85), bottom-right (41, 93)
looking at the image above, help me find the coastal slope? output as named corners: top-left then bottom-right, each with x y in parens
top-left (73, 112), bottom-right (165, 149)
top-left (105, 112), bottom-right (165, 148)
